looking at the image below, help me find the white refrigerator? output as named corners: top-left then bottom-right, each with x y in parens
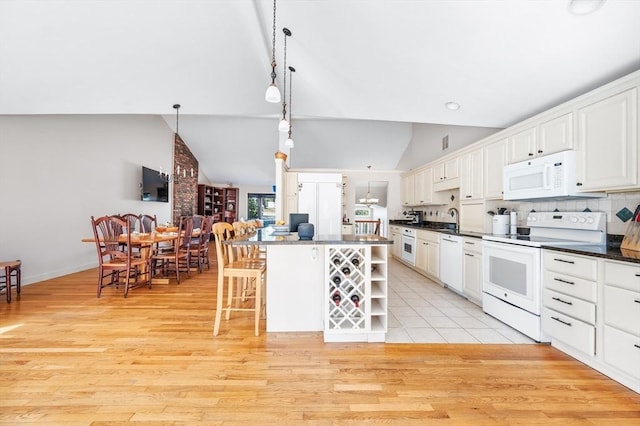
top-left (297, 173), bottom-right (343, 236)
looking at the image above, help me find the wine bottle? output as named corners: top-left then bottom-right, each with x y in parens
top-left (332, 292), bottom-right (342, 306)
top-left (332, 257), bottom-right (341, 266)
top-left (352, 258), bottom-right (360, 267)
top-left (341, 266), bottom-right (350, 276)
top-left (350, 294), bottom-right (360, 308)
top-left (332, 275), bottom-right (341, 285)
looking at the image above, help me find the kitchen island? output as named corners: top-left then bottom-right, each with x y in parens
top-left (229, 229), bottom-right (392, 342)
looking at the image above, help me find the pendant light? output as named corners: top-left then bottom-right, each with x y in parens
top-left (359, 166), bottom-right (379, 207)
top-left (285, 66), bottom-right (296, 148)
top-left (173, 103), bottom-right (180, 135)
top-left (278, 28), bottom-right (292, 132)
top-left (265, 0), bottom-right (281, 103)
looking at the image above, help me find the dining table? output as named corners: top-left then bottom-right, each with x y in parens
top-left (82, 231), bottom-right (182, 284)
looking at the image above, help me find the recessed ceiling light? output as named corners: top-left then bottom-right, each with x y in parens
top-left (445, 102), bottom-right (460, 111)
top-left (568, 0), bottom-right (605, 15)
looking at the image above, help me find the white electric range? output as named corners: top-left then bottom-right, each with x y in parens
top-left (481, 212), bottom-right (606, 342)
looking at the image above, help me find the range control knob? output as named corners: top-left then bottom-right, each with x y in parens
top-left (578, 217), bottom-right (586, 223)
top-left (570, 216), bottom-right (578, 223)
top-left (587, 217), bottom-right (595, 224)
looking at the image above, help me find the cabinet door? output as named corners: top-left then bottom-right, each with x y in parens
top-left (402, 175), bottom-right (415, 206)
top-left (483, 138), bottom-right (507, 199)
top-left (414, 171), bottom-right (426, 205)
top-left (507, 126), bottom-right (537, 163)
top-left (427, 242), bottom-right (440, 278)
top-left (460, 149), bottom-right (483, 201)
top-left (463, 250), bottom-right (482, 303)
top-left (539, 113), bottom-right (573, 156)
top-left (445, 158), bottom-right (460, 180)
top-left (416, 239), bottom-right (428, 273)
top-left (577, 88), bottom-right (638, 191)
top-left (392, 232), bottom-right (402, 259)
top-left (433, 163), bottom-right (445, 183)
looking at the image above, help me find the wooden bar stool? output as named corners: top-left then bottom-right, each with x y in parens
top-left (212, 222), bottom-right (266, 336)
top-left (0, 260), bottom-right (22, 303)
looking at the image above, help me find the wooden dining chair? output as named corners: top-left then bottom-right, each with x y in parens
top-left (91, 215), bottom-right (150, 298)
top-left (140, 214), bottom-right (157, 233)
top-left (120, 213), bottom-right (140, 233)
top-left (212, 222), bottom-right (266, 336)
top-left (151, 216), bottom-right (193, 283)
top-left (0, 260), bottom-right (21, 303)
top-left (189, 215), bottom-right (214, 273)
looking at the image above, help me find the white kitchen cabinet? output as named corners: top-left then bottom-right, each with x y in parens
top-left (576, 87), bottom-right (638, 191)
top-left (507, 126), bottom-right (537, 164)
top-left (539, 113), bottom-right (574, 156)
top-left (416, 237), bottom-right (428, 274)
top-left (389, 225), bottom-right (402, 259)
top-left (542, 251), bottom-right (597, 356)
top-left (462, 237), bottom-right (482, 305)
top-left (414, 169), bottom-right (433, 205)
top-left (602, 260), bottom-right (640, 381)
top-left (433, 158), bottom-right (460, 190)
top-left (402, 174), bottom-right (415, 206)
top-left (415, 230), bottom-right (440, 279)
top-left (325, 245), bottom-right (388, 342)
top-left (460, 148), bottom-right (484, 202)
top-left (483, 138), bottom-right (507, 199)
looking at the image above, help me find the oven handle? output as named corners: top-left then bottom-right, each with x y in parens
top-left (551, 316), bottom-right (572, 327)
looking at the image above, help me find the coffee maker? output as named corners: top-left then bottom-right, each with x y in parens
top-left (405, 210), bottom-right (423, 224)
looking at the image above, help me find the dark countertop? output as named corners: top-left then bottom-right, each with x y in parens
top-left (227, 228), bottom-right (393, 246)
top-left (389, 220), bottom-right (485, 239)
top-left (543, 244), bottom-right (640, 265)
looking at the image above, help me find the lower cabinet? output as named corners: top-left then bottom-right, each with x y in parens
top-left (416, 230), bottom-right (439, 279)
top-left (462, 237), bottom-right (482, 305)
top-left (541, 250), bottom-right (640, 394)
top-left (389, 226), bottom-right (402, 259)
top-left (324, 245), bottom-right (388, 343)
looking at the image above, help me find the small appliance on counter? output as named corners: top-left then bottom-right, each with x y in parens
top-left (403, 210), bottom-right (423, 224)
top-left (492, 214), bottom-right (510, 235)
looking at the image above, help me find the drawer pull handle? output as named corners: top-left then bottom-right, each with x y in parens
top-left (635, 299), bottom-right (640, 304)
top-left (465, 242), bottom-right (475, 245)
top-left (635, 344), bottom-right (640, 349)
top-left (554, 277), bottom-right (575, 285)
top-left (636, 274), bottom-right (640, 277)
top-left (552, 296), bottom-right (573, 306)
top-left (551, 316), bottom-right (572, 327)
top-left (465, 253), bottom-right (474, 257)
top-left (553, 258), bottom-right (575, 264)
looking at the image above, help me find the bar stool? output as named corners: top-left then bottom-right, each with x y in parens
top-left (0, 260), bottom-right (22, 303)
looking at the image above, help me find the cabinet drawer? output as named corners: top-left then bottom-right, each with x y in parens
top-left (603, 325), bottom-right (640, 379)
top-left (542, 307), bottom-right (595, 356)
top-left (604, 285), bottom-right (640, 337)
top-left (417, 230), bottom-right (440, 244)
top-left (543, 270), bottom-right (597, 303)
top-left (604, 260), bottom-right (640, 292)
top-left (543, 289), bottom-right (596, 325)
top-left (543, 251), bottom-right (597, 281)
top-left (462, 237), bottom-right (482, 254)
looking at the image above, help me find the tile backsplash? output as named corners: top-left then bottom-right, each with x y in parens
top-left (487, 191), bottom-right (640, 236)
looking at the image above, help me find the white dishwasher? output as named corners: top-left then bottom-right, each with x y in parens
top-left (439, 234), bottom-right (463, 293)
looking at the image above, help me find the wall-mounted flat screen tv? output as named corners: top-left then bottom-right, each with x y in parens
top-left (141, 166), bottom-right (169, 202)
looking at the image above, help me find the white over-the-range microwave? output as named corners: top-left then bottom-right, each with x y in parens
top-left (503, 150), bottom-right (605, 201)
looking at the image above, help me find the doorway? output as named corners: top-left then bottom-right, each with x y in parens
top-left (247, 193), bottom-right (276, 226)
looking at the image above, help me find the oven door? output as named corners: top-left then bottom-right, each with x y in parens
top-left (482, 241), bottom-right (541, 315)
top-left (401, 236), bottom-right (416, 265)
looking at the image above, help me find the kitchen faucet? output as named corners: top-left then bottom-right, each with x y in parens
top-left (447, 207), bottom-right (459, 232)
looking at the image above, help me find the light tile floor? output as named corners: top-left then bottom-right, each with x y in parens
top-left (386, 258), bottom-right (536, 344)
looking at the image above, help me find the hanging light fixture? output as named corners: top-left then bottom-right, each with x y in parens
top-left (285, 66), bottom-right (295, 148)
top-left (173, 103), bottom-right (181, 134)
top-left (159, 103), bottom-right (193, 182)
top-left (359, 166), bottom-right (379, 207)
top-left (278, 27), bottom-right (292, 132)
top-left (265, 0), bottom-right (281, 103)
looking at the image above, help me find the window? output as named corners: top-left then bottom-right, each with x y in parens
top-left (247, 193), bottom-right (276, 225)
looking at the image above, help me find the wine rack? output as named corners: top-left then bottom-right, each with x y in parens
top-left (324, 244), bottom-right (388, 342)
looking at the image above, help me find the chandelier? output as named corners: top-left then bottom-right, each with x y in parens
top-left (359, 167), bottom-right (379, 207)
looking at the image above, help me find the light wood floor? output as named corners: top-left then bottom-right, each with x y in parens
top-left (2, 247), bottom-right (640, 425)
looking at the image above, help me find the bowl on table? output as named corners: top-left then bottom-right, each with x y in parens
top-left (155, 226), bottom-right (167, 233)
top-left (271, 225), bottom-right (289, 233)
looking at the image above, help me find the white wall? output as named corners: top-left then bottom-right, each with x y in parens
top-left (397, 123), bottom-right (502, 171)
top-left (0, 115), bottom-right (173, 285)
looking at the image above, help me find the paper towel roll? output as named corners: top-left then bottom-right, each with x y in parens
top-left (510, 211), bottom-right (517, 235)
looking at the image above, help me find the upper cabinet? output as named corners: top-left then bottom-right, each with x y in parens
top-left (576, 88), bottom-right (638, 191)
top-left (507, 126), bottom-right (537, 164)
top-left (539, 113), bottom-right (574, 156)
top-left (402, 174), bottom-right (415, 206)
top-left (433, 157), bottom-right (460, 190)
top-left (507, 113), bottom-right (574, 164)
top-left (460, 148), bottom-right (483, 201)
top-left (402, 168), bottom-right (434, 206)
top-left (483, 138), bottom-right (507, 199)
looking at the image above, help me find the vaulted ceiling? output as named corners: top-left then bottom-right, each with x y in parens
top-left (2, 0), bottom-right (639, 186)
